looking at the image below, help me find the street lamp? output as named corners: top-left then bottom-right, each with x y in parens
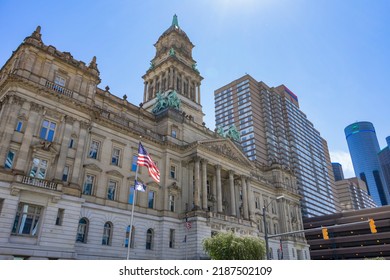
top-left (262, 195), bottom-right (284, 260)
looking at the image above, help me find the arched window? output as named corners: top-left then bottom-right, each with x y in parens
top-left (102, 222), bottom-right (113, 246)
top-left (146, 228), bottom-right (154, 250)
top-left (125, 225), bottom-right (135, 248)
top-left (76, 218), bottom-right (89, 243)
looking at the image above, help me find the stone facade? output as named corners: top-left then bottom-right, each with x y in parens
top-left (0, 19), bottom-right (309, 260)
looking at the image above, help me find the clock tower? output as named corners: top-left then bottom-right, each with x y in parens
top-left (142, 15), bottom-right (204, 124)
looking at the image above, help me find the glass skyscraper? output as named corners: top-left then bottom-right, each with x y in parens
top-left (214, 74), bottom-right (337, 218)
top-left (345, 121), bottom-right (390, 206)
top-left (332, 162), bottom-right (345, 181)
top-left (378, 136), bottom-right (390, 199)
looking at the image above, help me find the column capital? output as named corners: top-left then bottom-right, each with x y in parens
top-left (215, 164), bottom-right (221, 170)
top-left (193, 156), bottom-right (202, 163)
top-left (240, 175), bottom-right (248, 181)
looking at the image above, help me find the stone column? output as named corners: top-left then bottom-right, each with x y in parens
top-left (201, 159), bottom-right (208, 210)
top-left (144, 81), bottom-right (148, 101)
top-left (212, 174), bottom-right (217, 213)
top-left (0, 96), bottom-right (22, 166)
top-left (72, 121), bottom-right (87, 185)
top-left (241, 176), bottom-right (249, 219)
top-left (247, 179), bottom-right (255, 221)
top-left (235, 182), bottom-right (241, 218)
top-left (169, 68), bottom-right (174, 90)
top-left (54, 116), bottom-right (74, 179)
top-left (194, 157), bottom-right (201, 209)
top-left (216, 165), bottom-right (223, 213)
top-left (197, 84), bottom-right (201, 104)
top-left (188, 162), bottom-right (194, 211)
top-left (14, 103), bottom-right (41, 172)
top-left (229, 170), bottom-right (236, 216)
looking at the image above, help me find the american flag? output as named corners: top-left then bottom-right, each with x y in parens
top-left (185, 221), bottom-right (192, 230)
top-left (137, 142), bottom-right (160, 183)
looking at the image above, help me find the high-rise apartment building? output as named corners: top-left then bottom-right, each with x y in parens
top-left (332, 162), bottom-right (344, 181)
top-left (334, 177), bottom-right (377, 211)
top-left (214, 75), bottom-right (337, 218)
top-left (378, 136), bottom-right (390, 196)
top-left (345, 121), bottom-right (389, 206)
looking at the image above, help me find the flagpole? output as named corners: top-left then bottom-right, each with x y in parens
top-left (185, 218), bottom-right (188, 260)
top-left (127, 164), bottom-right (139, 260)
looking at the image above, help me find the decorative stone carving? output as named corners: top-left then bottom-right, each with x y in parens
top-left (168, 181), bottom-right (181, 194)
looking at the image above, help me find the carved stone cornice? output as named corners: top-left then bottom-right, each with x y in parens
top-left (30, 102), bottom-right (44, 113)
top-left (10, 95), bottom-right (25, 106)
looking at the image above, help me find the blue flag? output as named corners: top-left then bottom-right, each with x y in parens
top-left (134, 180), bottom-right (146, 192)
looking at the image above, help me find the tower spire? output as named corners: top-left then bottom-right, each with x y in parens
top-left (172, 14), bottom-right (179, 28)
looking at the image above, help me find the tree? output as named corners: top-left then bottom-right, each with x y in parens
top-left (202, 231), bottom-right (266, 260)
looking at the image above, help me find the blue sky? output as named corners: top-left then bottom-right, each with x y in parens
top-left (1, 0), bottom-right (389, 177)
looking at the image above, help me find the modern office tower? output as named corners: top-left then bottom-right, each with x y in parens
top-left (214, 75), bottom-right (337, 218)
top-left (378, 136), bottom-right (390, 195)
top-left (345, 122), bottom-right (390, 206)
top-left (332, 163), bottom-right (345, 181)
top-left (0, 18), bottom-right (309, 260)
top-left (334, 178), bottom-right (377, 211)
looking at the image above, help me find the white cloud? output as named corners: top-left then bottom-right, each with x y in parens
top-left (330, 150), bottom-right (355, 179)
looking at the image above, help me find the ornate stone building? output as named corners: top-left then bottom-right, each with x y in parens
top-left (0, 17), bottom-right (309, 260)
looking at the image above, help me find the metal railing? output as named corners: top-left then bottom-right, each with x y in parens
top-left (19, 175), bottom-right (58, 191)
top-left (45, 80), bottom-right (73, 98)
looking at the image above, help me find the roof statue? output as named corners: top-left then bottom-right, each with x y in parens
top-left (216, 125), bottom-right (240, 142)
top-left (167, 90), bottom-right (181, 110)
top-left (216, 126), bottom-right (225, 138)
top-left (169, 47), bottom-right (176, 56)
top-left (226, 125), bottom-right (241, 142)
top-left (152, 90), bottom-right (181, 114)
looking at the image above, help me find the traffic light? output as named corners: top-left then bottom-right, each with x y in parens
top-left (321, 227), bottom-right (329, 240)
top-left (369, 218), bottom-right (377, 233)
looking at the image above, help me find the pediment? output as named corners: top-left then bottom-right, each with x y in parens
top-left (197, 139), bottom-right (253, 166)
top-left (106, 169), bottom-right (124, 178)
top-left (83, 163), bottom-right (102, 172)
top-left (32, 141), bottom-right (59, 155)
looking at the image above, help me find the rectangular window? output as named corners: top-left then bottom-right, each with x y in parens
top-left (0, 198), bottom-right (4, 214)
top-left (107, 180), bottom-right (117, 200)
top-left (62, 166), bottom-right (69, 182)
top-left (169, 195), bottom-right (175, 212)
top-left (111, 148), bottom-right (120, 166)
top-left (255, 197), bottom-right (260, 209)
top-left (15, 121), bottom-right (23, 132)
top-left (83, 174), bottom-right (95, 195)
top-left (29, 158), bottom-right (48, 179)
top-left (56, 208), bottom-right (64, 226)
top-left (131, 155), bottom-right (138, 171)
top-left (12, 202), bottom-right (42, 236)
top-left (128, 187), bottom-right (135, 205)
top-left (88, 140), bottom-right (100, 159)
top-left (171, 129), bottom-right (177, 138)
top-left (148, 191), bottom-right (155, 209)
top-left (68, 138), bottom-right (75, 148)
top-left (169, 229), bottom-right (175, 248)
top-left (5, 151), bottom-right (15, 169)
top-left (54, 75), bottom-right (66, 86)
top-left (39, 120), bottom-right (56, 142)
top-left (170, 165), bottom-right (176, 179)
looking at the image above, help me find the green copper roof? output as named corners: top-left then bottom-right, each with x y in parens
top-left (172, 14), bottom-right (179, 28)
